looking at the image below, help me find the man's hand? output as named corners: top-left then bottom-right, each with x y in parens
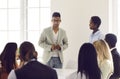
top-left (51, 44), bottom-right (56, 51)
top-left (55, 44), bottom-right (61, 50)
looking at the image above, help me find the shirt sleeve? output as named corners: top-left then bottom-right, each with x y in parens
top-left (8, 70), bottom-right (17, 79)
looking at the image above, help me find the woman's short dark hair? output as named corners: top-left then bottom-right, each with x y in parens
top-left (91, 16), bottom-right (101, 28)
top-left (19, 41), bottom-right (36, 61)
top-left (78, 43), bottom-right (101, 79)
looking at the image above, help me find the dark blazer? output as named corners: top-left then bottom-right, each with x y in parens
top-left (110, 48), bottom-right (120, 79)
top-left (15, 60), bottom-right (58, 79)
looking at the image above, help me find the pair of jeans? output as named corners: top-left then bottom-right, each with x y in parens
top-left (47, 57), bottom-right (62, 68)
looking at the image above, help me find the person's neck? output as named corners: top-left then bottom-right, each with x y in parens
top-left (24, 58), bottom-right (36, 65)
top-left (53, 26), bottom-right (59, 33)
top-left (93, 29), bottom-right (99, 34)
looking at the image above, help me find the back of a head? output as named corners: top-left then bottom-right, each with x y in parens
top-left (19, 41), bottom-right (35, 61)
top-left (78, 43), bottom-right (101, 79)
top-left (91, 16), bottom-right (101, 28)
top-left (1, 42), bottom-right (17, 57)
top-left (0, 42), bottom-right (17, 73)
top-left (93, 40), bottom-right (111, 61)
top-left (105, 33), bottom-right (117, 48)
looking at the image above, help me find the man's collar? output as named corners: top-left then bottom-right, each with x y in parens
top-left (24, 58), bottom-right (36, 65)
top-left (111, 47), bottom-right (116, 51)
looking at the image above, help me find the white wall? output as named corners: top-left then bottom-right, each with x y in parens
top-left (51, 0), bottom-right (109, 68)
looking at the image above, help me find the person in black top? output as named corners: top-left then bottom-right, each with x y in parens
top-left (8, 41), bottom-right (58, 79)
top-left (105, 33), bottom-right (120, 79)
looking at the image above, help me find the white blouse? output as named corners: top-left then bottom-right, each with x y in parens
top-left (98, 59), bottom-right (113, 79)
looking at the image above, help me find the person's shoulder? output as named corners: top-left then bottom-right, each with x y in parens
top-left (35, 61), bottom-right (56, 72)
top-left (59, 28), bottom-right (66, 33)
top-left (112, 49), bottom-right (120, 57)
top-left (41, 64), bottom-right (57, 74)
top-left (96, 30), bottom-right (104, 35)
top-left (97, 30), bottom-right (104, 39)
top-left (43, 27), bottom-right (51, 31)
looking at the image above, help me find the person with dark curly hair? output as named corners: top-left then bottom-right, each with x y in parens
top-left (89, 16), bottom-right (104, 43)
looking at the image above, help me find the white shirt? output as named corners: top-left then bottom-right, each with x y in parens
top-left (8, 70), bottom-right (17, 79)
top-left (53, 30), bottom-right (58, 44)
top-left (52, 30), bottom-right (59, 57)
top-left (89, 30), bottom-right (104, 43)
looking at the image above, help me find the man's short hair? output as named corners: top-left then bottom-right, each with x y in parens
top-left (91, 16), bottom-right (101, 28)
top-left (105, 33), bottom-right (117, 48)
top-left (52, 12), bottom-right (61, 18)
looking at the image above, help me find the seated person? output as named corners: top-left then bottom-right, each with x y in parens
top-left (105, 33), bottom-right (120, 79)
top-left (0, 42), bottom-right (18, 79)
top-left (66, 43), bottom-right (101, 79)
top-left (93, 40), bottom-right (113, 79)
top-left (8, 41), bottom-right (58, 79)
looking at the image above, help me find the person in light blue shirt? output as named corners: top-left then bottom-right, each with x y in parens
top-left (89, 16), bottom-right (104, 43)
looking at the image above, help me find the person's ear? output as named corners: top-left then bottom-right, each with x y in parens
top-left (94, 24), bottom-right (98, 28)
top-left (33, 51), bottom-right (38, 58)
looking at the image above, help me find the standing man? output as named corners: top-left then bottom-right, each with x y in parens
top-left (38, 12), bottom-right (68, 68)
top-left (89, 16), bottom-right (104, 43)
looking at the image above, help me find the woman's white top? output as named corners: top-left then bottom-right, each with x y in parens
top-left (99, 59), bottom-right (113, 79)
